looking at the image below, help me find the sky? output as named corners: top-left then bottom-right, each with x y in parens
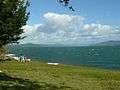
top-left (21, 0), bottom-right (120, 45)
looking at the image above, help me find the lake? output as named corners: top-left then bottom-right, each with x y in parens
top-left (8, 46), bottom-right (120, 70)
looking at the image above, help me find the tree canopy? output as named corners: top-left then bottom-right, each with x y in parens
top-left (58, 0), bottom-right (75, 11)
top-left (58, 0), bottom-right (70, 6)
top-left (0, 0), bottom-right (29, 47)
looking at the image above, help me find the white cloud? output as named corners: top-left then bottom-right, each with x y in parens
top-left (21, 12), bottom-right (120, 45)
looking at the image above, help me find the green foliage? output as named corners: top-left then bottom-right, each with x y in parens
top-left (58, 0), bottom-right (70, 6)
top-left (0, 0), bottom-right (29, 47)
top-left (58, 0), bottom-right (75, 11)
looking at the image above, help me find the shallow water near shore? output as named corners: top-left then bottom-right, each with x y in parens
top-left (8, 46), bottom-right (120, 70)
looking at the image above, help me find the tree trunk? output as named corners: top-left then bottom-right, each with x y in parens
top-left (0, 47), bottom-right (6, 61)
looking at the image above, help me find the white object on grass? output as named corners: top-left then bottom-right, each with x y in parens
top-left (47, 63), bottom-right (59, 65)
top-left (0, 70), bottom-right (2, 73)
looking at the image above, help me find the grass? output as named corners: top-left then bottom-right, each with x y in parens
top-left (0, 61), bottom-right (120, 90)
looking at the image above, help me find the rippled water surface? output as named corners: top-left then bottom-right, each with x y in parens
top-left (9, 46), bottom-right (120, 69)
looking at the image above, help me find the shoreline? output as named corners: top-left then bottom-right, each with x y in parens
top-left (28, 60), bottom-right (120, 71)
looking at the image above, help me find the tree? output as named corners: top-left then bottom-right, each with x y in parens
top-left (58, 0), bottom-right (70, 6)
top-left (0, 0), bottom-right (29, 48)
top-left (58, 0), bottom-right (75, 11)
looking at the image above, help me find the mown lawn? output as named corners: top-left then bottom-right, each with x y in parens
top-left (0, 61), bottom-right (120, 90)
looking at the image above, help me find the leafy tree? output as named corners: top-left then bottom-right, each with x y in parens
top-left (58, 0), bottom-right (75, 11)
top-left (0, 0), bottom-right (29, 48)
top-left (58, 0), bottom-right (70, 6)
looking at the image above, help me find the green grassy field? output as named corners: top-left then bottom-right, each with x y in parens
top-left (0, 61), bottom-right (120, 90)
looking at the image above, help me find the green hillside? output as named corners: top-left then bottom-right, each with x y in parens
top-left (0, 61), bottom-right (120, 90)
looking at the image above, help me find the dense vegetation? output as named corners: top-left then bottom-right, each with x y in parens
top-left (0, 0), bottom-right (29, 47)
top-left (0, 0), bottom-right (29, 60)
top-left (0, 61), bottom-right (120, 90)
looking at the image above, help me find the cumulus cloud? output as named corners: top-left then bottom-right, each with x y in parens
top-left (21, 12), bottom-right (120, 45)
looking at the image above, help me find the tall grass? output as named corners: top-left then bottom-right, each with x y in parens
top-left (0, 61), bottom-right (120, 90)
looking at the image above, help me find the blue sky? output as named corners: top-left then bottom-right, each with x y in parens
top-left (22, 0), bottom-right (120, 45)
top-left (28, 0), bottom-right (120, 26)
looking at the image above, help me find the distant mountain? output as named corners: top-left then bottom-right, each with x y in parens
top-left (8, 43), bottom-right (69, 48)
top-left (7, 41), bottom-right (120, 48)
top-left (94, 41), bottom-right (120, 46)
top-left (23, 43), bottom-right (70, 47)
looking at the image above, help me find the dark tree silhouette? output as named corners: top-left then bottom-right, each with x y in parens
top-left (0, 0), bottom-right (29, 48)
top-left (58, 0), bottom-right (70, 6)
top-left (58, 0), bottom-right (75, 11)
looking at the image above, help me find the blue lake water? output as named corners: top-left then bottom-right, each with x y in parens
top-left (9, 46), bottom-right (120, 70)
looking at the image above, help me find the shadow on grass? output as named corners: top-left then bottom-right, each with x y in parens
top-left (0, 73), bottom-right (41, 90)
top-left (0, 73), bottom-right (73, 90)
